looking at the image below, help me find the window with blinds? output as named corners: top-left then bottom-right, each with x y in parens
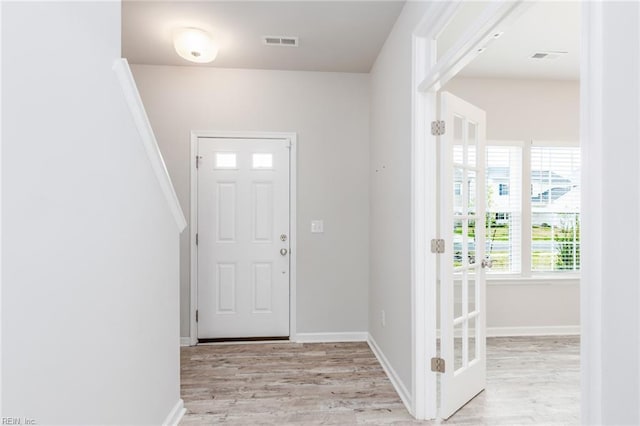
top-left (485, 143), bottom-right (580, 275)
top-left (486, 146), bottom-right (522, 273)
top-left (530, 146), bottom-right (581, 272)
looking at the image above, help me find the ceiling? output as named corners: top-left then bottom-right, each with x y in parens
top-left (458, 1), bottom-right (580, 80)
top-left (122, 1), bottom-right (405, 73)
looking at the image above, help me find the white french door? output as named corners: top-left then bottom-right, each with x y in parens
top-left (438, 92), bottom-right (488, 419)
top-left (196, 137), bottom-right (290, 339)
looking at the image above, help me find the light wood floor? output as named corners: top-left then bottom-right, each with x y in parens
top-left (180, 336), bottom-right (579, 425)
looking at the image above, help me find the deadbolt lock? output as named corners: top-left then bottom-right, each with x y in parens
top-left (280, 234), bottom-right (288, 242)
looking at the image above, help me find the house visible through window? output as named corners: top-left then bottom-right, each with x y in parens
top-left (485, 143), bottom-right (580, 275)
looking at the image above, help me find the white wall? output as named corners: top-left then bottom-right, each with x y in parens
top-left (444, 77), bottom-right (580, 330)
top-left (582, 2), bottom-right (640, 424)
top-left (369, 0), bottom-right (429, 395)
top-left (2, 2), bottom-right (181, 424)
top-left (130, 65), bottom-right (370, 337)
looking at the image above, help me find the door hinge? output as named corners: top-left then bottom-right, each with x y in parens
top-left (431, 120), bottom-right (446, 136)
top-left (196, 155), bottom-right (201, 169)
top-left (431, 357), bottom-right (445, 373)
top-left (196, 310), bottom-right (199, 323)
top-left (196, 233), bottom-right (198, 245)
top-left (431, 238), bottom-right (445, 254)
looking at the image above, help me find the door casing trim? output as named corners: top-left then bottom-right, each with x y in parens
top-left (189, 131), bottom-right (298, 345)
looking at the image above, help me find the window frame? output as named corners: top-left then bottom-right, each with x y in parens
top-left (486, 139), bottom-right (580, 280)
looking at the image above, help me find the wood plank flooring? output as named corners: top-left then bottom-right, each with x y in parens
top-left (180, 336), bottom-right (579, 425)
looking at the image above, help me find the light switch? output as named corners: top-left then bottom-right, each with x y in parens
top-left (311, 220), bottom-right (324, 233)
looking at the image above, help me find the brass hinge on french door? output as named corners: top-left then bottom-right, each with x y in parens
top-left (431, 120), bottom-right (446, 136)
top-left (196, 310), bottom-right (199, 323)
top-left (431, 238), bottom-right (445, 254)
top-left (196, 233), bottom-right (198, 245)
top-left (196, 155), bottom-right (202, 169)
top-left (431, 357), bottom-right (445, 373)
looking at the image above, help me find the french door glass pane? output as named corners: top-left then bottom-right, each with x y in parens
top-left (454, 276), bottom-right (463, 319)
top-left (468, 218), bottom-right (476, 265)
top-left (469, 316), bottom-right (477, 363)
top-left (454, 168), bottom-right (464, 215)
top-left (454, 322), bottom-right (464, 372)
top-left (467, 170), bottom-right (477, 215)
top-left (453, 219), bottom-right (464, 267)
top-left (468, 121), bottom-right (477, 167)
top-left (453, 115), bottom-right (464, 164)
top-left (468, 276), bottom-right (476, 313)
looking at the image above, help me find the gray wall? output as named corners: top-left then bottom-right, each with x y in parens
top-left (2, 2), bottom-right (181, 423)
top-left (130, 65), bottom-right (370, 337)
top-left (445, 77), bottom-right (580, 329)
top-left (368, 0), bottom-right (430, 396)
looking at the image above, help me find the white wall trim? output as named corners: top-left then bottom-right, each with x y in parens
top-left (180, 337), bottom-right (192, 347)
top-left (410, 23), bottom-right (432, 424)
top-left (417, 2), bottom-right (531, 93)
top-left (367, 334), bottom-right (413, 415)
top-left (411, 2), bottom-right (463, 418)
top-left (487, 326), bottom-right (580, 337)
top-left (112, 59), bottom-right (187, 233)
top-left (581, 3), bottom-right (604, 424)
top-left (0, 0), bottom-right (3, 415)
top-left (189, 134), bottom-right (198, 345)
top-left (292, 332), bottom-right (368, 343)
top-left (189, 131), bottom-right (297, 343)
top-left (162, 399), bottom-right (186, 426)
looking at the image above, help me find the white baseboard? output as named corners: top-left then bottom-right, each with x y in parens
top-left (180, 337), bottom-right (192, 347)
top-left (292, 332), bottom-right (368, 343)
top-left (162, 399), bottom-right (186, 426)
top-left (487, 325), bottom-right (580, 337)
top-left (367, 334), bottom-right (413, 416)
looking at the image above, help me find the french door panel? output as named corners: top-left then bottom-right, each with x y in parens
top-left (439, 92), bottom-right (488, 419)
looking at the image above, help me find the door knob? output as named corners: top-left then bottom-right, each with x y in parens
top-left (481, 258), bottom-right (493, 269)
top-left (280, 248), bottom-right (288, 256)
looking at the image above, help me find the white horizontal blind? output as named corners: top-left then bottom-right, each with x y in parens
top-left (530, 146), bottom-right (581, 272)
top-left (485, 143), bottom-right (581, 275)
top-left (486, 146), bottom-right (522, 273)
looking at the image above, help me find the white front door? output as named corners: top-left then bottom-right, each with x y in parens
top-left (438, 92), bottom-right (488, 419)
top-left (196, 137), bottom-right (290, 339)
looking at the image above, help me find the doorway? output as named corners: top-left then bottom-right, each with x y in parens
top-left (411, 1), bottom-right (581, 420)
top-left (190, 132), bottom-right (298, 341)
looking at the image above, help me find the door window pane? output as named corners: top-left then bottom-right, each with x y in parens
top-left (467, 121), bottom-right (477, 167)
top-left (215, 152), bottom-right (237, 169)
top-left (252, 153), bottom-right (273, 169)
top-left (454, 168), bottom-right (464, 215)
top-left (469, 316), bottom-right (477, 363)
top-left (453, 115), bottom-right (464, 164)
top-left (454, 322), bottom-right (464, 372)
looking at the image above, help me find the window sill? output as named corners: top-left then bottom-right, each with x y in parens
top-left (486, 274), bottom-right (580, 285)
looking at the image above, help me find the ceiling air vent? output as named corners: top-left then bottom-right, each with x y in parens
top-left (529, 51), bottom-right (568, 60)
top-left (263, 36), bottom-right (299, 47)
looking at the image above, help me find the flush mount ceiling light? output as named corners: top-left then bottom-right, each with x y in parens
top-left (173, 28), bottom-right (218, 63)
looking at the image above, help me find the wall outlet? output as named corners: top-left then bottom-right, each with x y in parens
top-left (381, 310), bottom-right (386, 328)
